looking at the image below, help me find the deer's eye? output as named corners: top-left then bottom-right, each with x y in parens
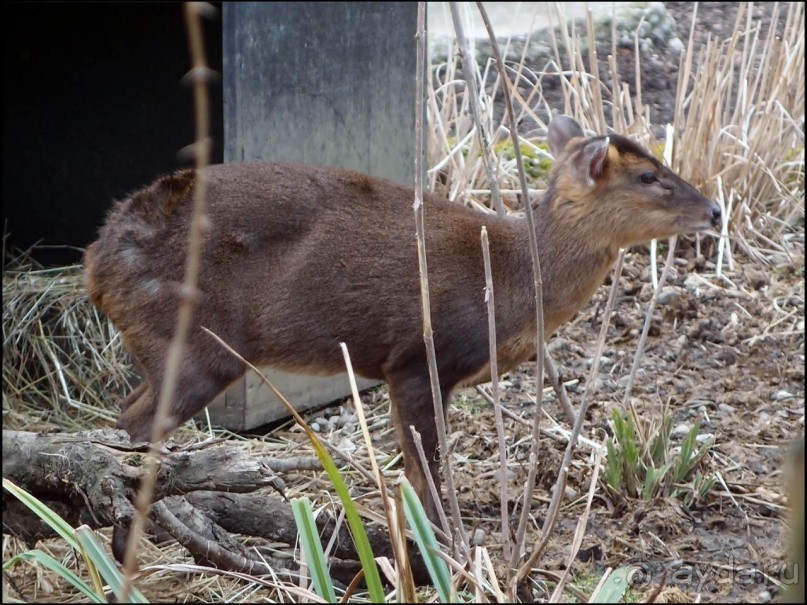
top-left (639, 172), bottom-right (658, 185)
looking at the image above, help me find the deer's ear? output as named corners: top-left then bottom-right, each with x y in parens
top-left (572, 136), bottom-right (610, 188)
top-left (548, 115), bottom-right (585, 157)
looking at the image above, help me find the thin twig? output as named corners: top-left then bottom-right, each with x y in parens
top-left (410, 426), bottom-right (452, 537)
top-left (448, 2), bottom-right (505, 217)
top-left (480, 226), bottom-right (511, 561)
top-left (543, 350), bottom-right (577, 426)
top-left (516, 250), bottom-right (626, 581)
top-left (621, 238), bottom-right (677, 406)
top-left (474, 2), bottom-right (547, 574)
top-left (120, 3), bottom-right (213, 600)
top-left (414, 0), bottom-right (469, 550)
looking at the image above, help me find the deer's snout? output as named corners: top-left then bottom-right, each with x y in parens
top-left (708, 203), bottom-right (722, 229)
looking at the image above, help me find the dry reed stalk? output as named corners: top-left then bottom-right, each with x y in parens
top-left (120, 3), bottom-right (215, 599)
top-left (515, 250), bottom-right (626, 583)
top-left (548, 445), bottom-right (605, 602)
top-left (474, 7), bottom-right (552, 591)
top-left (427, 13), bottom-right (553, 211)
top-left (448, 2), bottom-right (504, 217)
top-left (672, 2), bottom-right (803, 263)
top-left (340, 343), bottom-right (416, 602)
top-left (480, 226), bottom-right (511, 562)
top-left (409, 426), bottom-right (451, 538)
top-left (429, 3), bottom-right (802, 264)
top-left (414, 0), bottom-right (469, 551)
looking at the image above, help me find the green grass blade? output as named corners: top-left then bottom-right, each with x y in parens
top-left (291, 498), bottom-right (337, 603)
top-left (3, 478), bottom-right (81, 552)
top-left (605, 438), bottom-right (622, 491)
top-left (3, 480), bottom-right (147, 602)
top-left (304, 430), bottom-right (385, 603)
top-left (648, 416), bottom-right (672, 465)
top-left (589, 565), bottom-right (634, 602)
top-left (75, 526), bottom-right (148, 603)
top-left (3, 550), bottom-right (105, 603)
top-left (622, 414), bottom-right (639, 468)
top-left (641, 463), bottom-right (671, 500)
top-left (198, 331), bottom-right (385, 602)
top-left (674, 421), bottom-right (705, 482)
top-left (400, 478), bottom-right (452, 602)
top-left (610, 410), bottom-right (640, 496)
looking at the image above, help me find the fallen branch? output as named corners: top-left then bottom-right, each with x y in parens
top-left (2, 429), bottom-right (432, 585)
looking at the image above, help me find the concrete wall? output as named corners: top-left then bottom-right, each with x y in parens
top-left (222, 2), bottom-right (417, 182)
top-left (205, 3), bottom-right (418, 430)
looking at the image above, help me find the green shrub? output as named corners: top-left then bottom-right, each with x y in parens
top-left (604, 409), bottom-right (716, 505)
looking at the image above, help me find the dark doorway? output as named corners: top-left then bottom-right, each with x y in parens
top-left (3, 2), bottom-right (224, 266)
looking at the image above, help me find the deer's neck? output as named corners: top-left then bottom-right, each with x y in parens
top-left (515, 198), bottom-right (620, 337)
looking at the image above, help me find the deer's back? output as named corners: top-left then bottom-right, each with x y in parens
top-left (85, 162), bottom-right (528, 380)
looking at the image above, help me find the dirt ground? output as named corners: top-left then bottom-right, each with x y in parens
top-left (281, 3), bottom-right (804, 602)
top-left (290, 243), bottom-right (803, 601)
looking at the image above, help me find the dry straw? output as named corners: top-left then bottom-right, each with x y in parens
top-left (672, 2), bottom-right (804, 265)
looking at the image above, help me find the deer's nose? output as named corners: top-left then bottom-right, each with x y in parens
top-left (709, 203), bottom-right (722, 229)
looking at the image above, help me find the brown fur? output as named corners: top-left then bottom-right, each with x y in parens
top-left (86, 116), bottom-right (720, 526)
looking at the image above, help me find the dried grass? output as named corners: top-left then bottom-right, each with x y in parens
top-left (672, 2), bottom-right (804, 266)
top-left (428, 3), bottom-right (805, 268)
top-left (2, 250), bottom-right (132, 433)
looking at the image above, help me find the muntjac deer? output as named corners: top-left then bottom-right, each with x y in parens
top-left (85, 115), bottom-right (720, 528)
